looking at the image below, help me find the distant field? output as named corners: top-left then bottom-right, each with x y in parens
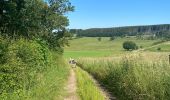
top-left (146, 41), bottom-right (170, 52)
top-left (64, 37), bottom-right (159, 58)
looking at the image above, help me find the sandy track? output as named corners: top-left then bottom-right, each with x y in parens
top-left (64, 69), bottom-right (79, 100)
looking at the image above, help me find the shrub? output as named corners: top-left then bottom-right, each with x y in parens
top-left (157, 47), bottom-right (161, 51)
top-left (140, 46), bottom-right (143, 49)
top-left (0, 38), bottom-right (52, 99)
top-left (110, 36), bottom-right (115, 41)
top-left (123, 41), bottom-right (138, 51)
top-left (97, 37), bottom-right (101, 41)
top-left (0, 37), bottom-right (9, 64)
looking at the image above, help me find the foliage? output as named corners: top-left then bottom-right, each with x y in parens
top-left (123, 41), bottom-right (138, 51)
top-left (97, 37), bottom-right (101, 41)
top-left (0, 38), bottom-right (52, 99)
top-left (110, 36), bottom-right (115, 41)
top-left (0, 0), bottom-right (73, 99)
top-left (157, 47), bottom-right (161, 51)
top-left (70, 24), bottom-right (170, 37)
top-left (0, 37), bottom-right (69, 99)
top-left (0, 0), bottom-right (74, 50)
top-left (0, 37), bottom-right (9, 64)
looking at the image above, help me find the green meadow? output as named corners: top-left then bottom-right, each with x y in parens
top-left (146, 41), bottom-right (170, 52)
top-left (64, 36), bottom-right (170, 100)
top-left (64, 37), bottom-right (160, 58)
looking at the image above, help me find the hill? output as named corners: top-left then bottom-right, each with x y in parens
top-left (70, 24), bottom-right (170, 37)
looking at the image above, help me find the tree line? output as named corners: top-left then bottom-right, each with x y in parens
top-left (70, 24), bottom-right (170, 38)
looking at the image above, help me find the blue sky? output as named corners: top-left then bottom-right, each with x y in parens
top-left (67, 0), bottom-right (170, 29)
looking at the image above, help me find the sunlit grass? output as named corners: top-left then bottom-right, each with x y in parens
top-left (77, 53), bottom-right (170, 100)
top-left (146, 41), bottom-right (170, 52)
top-left (76, 67), bottom-right (106, 100)
top-left (64, 37), bottom-right (159, 58)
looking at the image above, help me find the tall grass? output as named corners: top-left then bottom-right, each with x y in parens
top-left (78, 53), bottom-right (170, 100)
top-left (76, 67), bottom-right (106, 100)
top-left (27, 53), bottom-right (69, 100)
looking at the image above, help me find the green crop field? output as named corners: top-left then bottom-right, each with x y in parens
top-left (64, 37), bottom-right (160, 58)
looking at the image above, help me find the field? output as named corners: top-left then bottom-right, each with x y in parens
top-left (64, 37), bottom-right (170, 100)
top-left (64, 37), bottom-right (161, 58)
top-left (77, 53), bottom-right (170, 100)
top-left (146, 41), bottom-right (170, 52)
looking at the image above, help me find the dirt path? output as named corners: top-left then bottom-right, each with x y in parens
top-left (64, 69), bottom-right (79, 100)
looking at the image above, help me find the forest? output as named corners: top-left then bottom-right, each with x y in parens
top-left (70, 24), bottom-right (170, 38)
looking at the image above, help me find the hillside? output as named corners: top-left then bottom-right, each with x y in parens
top-left (70, 24), bottom-right (170, 37)
top-left (64, 37), bottom-right (160, 58)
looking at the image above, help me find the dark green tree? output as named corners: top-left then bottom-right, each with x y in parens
top-left (123, 41), bottom-right (138, 51)
top-left (0, 0), bottom-right (74, 51)
top-left (110, 36), bottom-right (115, 41)
top-left (97, 37), bottom-right (101, 41)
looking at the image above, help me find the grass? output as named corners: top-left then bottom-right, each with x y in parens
top-left (64, 37), bottom-right (159, 58)
top-left (28, 53), bottom-right (69, 100)
top-left (146, 41), bottom-right (170, 52)
top-left (64, 51), bottom-right (113, 58)
top-left (77, 53), bottom-right (170, 100)
top-left (76, 67), bottom-right (106, 100)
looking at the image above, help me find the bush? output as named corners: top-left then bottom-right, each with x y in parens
top-left (0, 38), bottom-right (52, 99)
top-left (0, 37), bottom-right (9, 64)
top-left (123, 41), bottom-right (138, 51)
top-left (140, 46), bottom-right (143, 49)
top-left (97, 37), bottom-right (101, 41)
top-left (110, 36), bottom-right (115, 41)
top-left (157, 47), bottom-right (161, 51)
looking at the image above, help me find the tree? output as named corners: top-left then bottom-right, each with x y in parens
top-left (0, 0), bottom-right (74, 51)
top-left (70, 24), bottom-right (170, 38)
top-left (123, 41), bottom-right (138, 51)
top-left (97, 37), bottom-right (101, 41)
top-left (110, 36), bottom-right (115, 41)
top-left (0, 0), bottom-right (74, 37)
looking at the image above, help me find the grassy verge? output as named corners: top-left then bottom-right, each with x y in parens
top-left (78, 53), bottom-right (170, 100)
top-left (28, 53), bottom-right (69, 100)
top-left (76, 67), bottom-right (106, 100)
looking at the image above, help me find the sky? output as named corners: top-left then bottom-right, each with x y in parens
top-left (67, 0), bottom-right (170, 29)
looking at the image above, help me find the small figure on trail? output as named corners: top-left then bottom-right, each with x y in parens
top-left (69, 58), bottom-right (77, 68)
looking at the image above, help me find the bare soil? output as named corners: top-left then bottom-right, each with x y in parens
top-left (64, 69), bottom-right (79, 100)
